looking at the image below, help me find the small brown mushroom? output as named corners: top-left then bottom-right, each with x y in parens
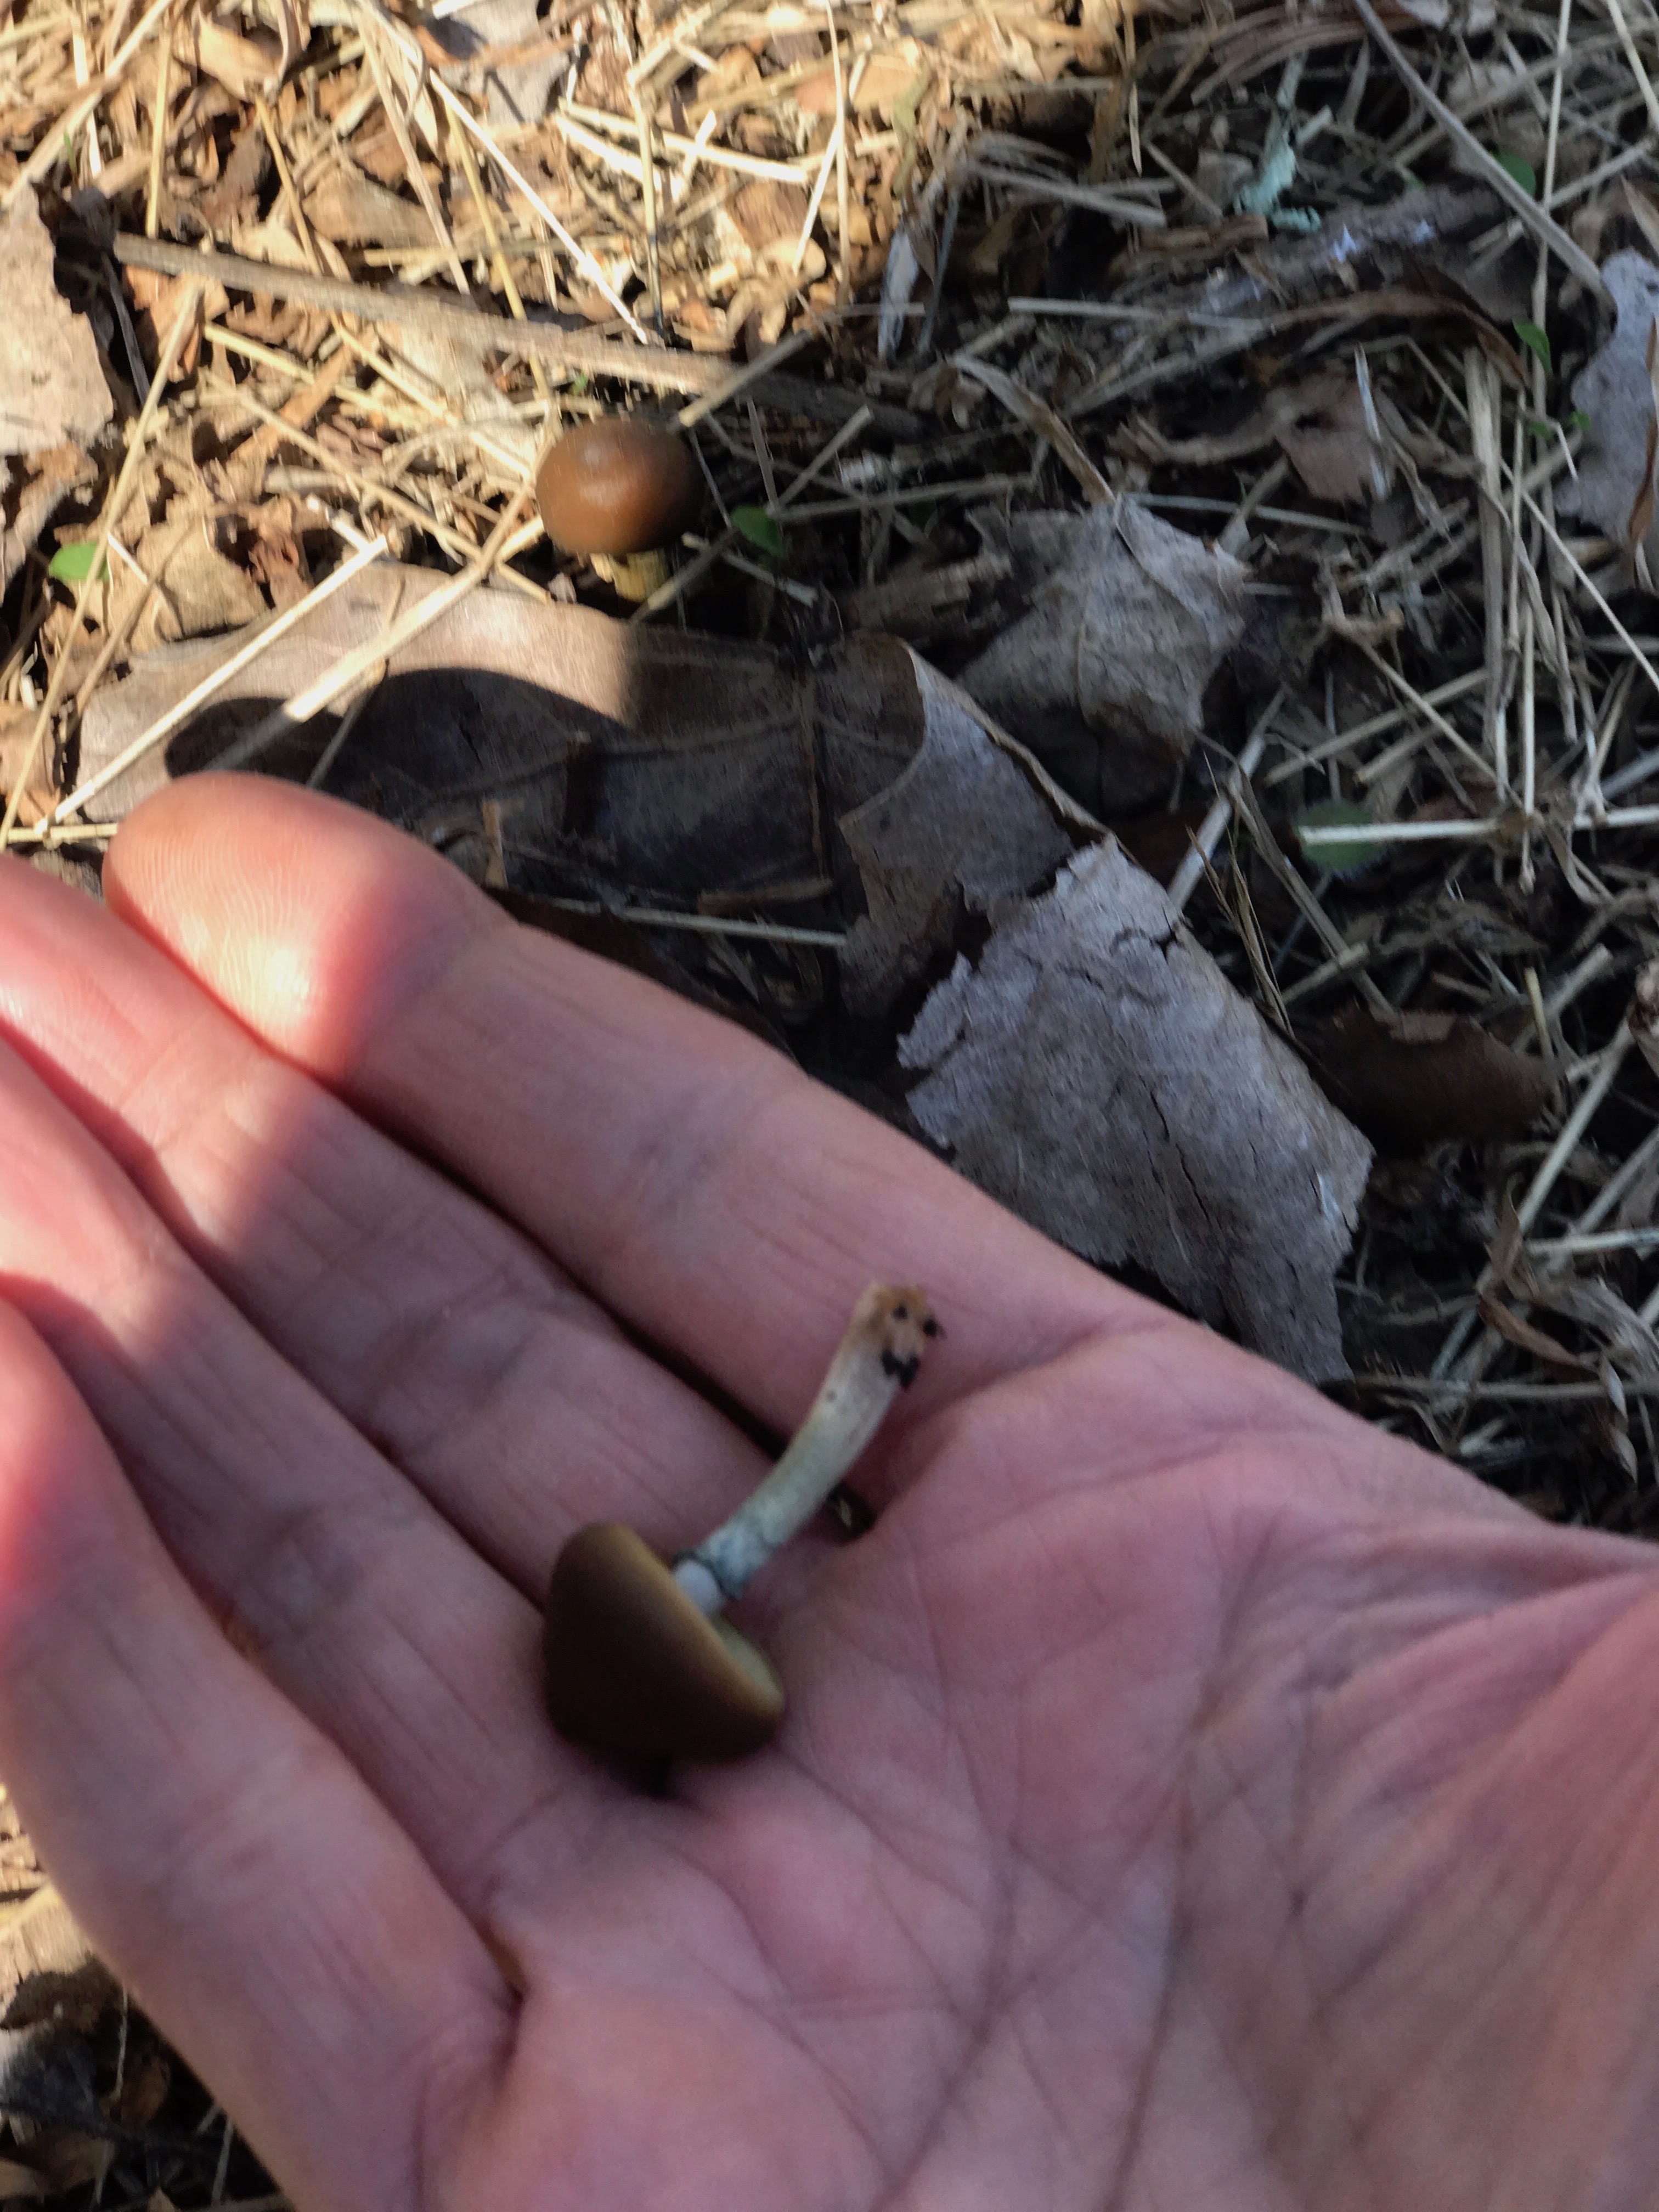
top-left (534, 416), bottom-right (699, 559)
top-left (543, 1523), bottom-right (783, 1760)
top-left (542, 1285), bottom-right (938, 1764)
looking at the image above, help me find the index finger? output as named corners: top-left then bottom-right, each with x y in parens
top-left (104, 776), bottom-right (1150, 1434)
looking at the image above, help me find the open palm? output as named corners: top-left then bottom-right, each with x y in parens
top-left (0, 775), bottom-right (1653, 2212)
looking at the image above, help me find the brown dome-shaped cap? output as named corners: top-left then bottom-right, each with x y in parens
top-left (543, 1522), bottom-right (784, 1761)
top-left (534, 418), bottom-right (700, 557)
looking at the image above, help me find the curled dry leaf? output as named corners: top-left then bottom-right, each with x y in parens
top-left (0, 193), bottom-right (112, 458)
top-left (837, 652), bottom-right (1077, 1016)
top-left (1561, 251), bottom-right (1659, 583)
top-left (955, 499), bottom-right (1246, 812)
top-left (901, 840), bottom-right (1372, 1381)
top-left (1304, 1004), bottom-right (1556, 1151)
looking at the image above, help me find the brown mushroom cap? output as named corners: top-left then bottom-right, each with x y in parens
top-left (534, 418), bottom-right (700, 558)
top-left (543, 1522), bottom-right (785, 1760)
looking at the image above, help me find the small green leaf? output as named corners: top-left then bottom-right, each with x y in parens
top-left (1495, 149), bottom-right (1537, 195)
top-left (568, 371), bottom-right (589, 396)
top-left (1291, 798), bottom-right (1379, 877)
top-left (732, 505), bottom-right (783, 556)
top-left (1527, 417), bottom-right (1553, 438)
top-left (48, 541), bottom-right (108, 584)
top-left (1515, 318), bottom-right (1552, 371)
top-left (1567, 408), bottom-right (1591, 434)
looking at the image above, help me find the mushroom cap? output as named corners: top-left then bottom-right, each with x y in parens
top-left (534, 418), bottom-right (700, 557)
top-left (543, 1522), bottom-right (784, 1760)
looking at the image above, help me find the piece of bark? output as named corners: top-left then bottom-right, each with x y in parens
top-left (900, 840), bottom-right (1372, 1380)
top-left (956, 499), bottom-right (1246, 813)
top-left (1305, 1005), bottom-right (1555, 1151)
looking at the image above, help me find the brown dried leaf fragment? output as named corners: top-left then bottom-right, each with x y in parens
top-left (0, 193), bottom-right (112, 457)
top-left (900, 840), bottom-right (1371, 1381)
top-left (1305, 1005), bottom-right (1555, 1152)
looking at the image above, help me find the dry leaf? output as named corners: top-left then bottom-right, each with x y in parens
top-left (0, 701), bottom-right (58, 821)
top-left (900, 839), bottom-right (1372, 1380)
top-left (1305, 1005), bottom-right (1555, 1150)
top-left (1, 442), bottom-right (95, 597)
top-left (197, 119), bottom-right (270, 230)
top-left (126, 510), bottom-right (267, 646)
top-left (0, 1889), bottom-right (94, 2019)
top-left (1278, 379), bottom-right (1398, 505)
top-left (177, 14), bottom-right (284, 100)
top-left (435, 0), bottom-right (565, 125)
top-left (303, 162), bottom-right (435, 249)
top-left (956, 499), bottom-right (1246, 812)
top-left (1561, 251), bottom-right (1659, 584)
top-left (0, 193), bottom-right (112, 458)
top-left (75, 569), bottom-right (917, 905)
top-left (123, 268), bottom-right (222, 382)
top-left (837, 652), bottom-right (1076, 1016)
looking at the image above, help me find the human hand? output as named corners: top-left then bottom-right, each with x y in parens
top-left (0, 776), bottom-right (1652, 2211)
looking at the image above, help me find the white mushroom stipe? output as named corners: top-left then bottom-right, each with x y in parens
top-left (674, 1284), bottom-right (938, 1608)
top-left (540, 1282), bottom-right (936, 1762)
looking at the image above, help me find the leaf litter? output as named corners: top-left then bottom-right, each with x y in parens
top-left (11, 0), bottom-right (1659, 2183)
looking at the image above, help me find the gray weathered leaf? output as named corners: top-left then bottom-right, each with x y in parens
top-left (838, 653), bottom-right (1075, 1016)
top-left (956, 499), bottom-right (1245, 812)
top-left (900, 840), bottom-right (1372, 1380)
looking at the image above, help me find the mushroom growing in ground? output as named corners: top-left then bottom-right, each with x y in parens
top-left (534, 415), bottom-right (700, 601)
top-left (543, 1284), bottom-right (938, 1762)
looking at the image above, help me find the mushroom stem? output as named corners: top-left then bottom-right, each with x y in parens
top-left (674, 1284), bottom-right (937, 1609)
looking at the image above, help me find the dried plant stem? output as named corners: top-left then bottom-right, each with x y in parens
top-left (354, 10), bottom-right (471, 294)
top-left (1165, 693), bottom-right (1283, 913)
top-left (631, 403), bottom-right (872, 622)
top-left (109, 237), bottom-right (737, 400)
top-left (375, 4), bottom-right (650, 340)
top-left (1434, 1026), bottom-right (1635, 1378)
top-left (631, 81), bottom-right (664, 334)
